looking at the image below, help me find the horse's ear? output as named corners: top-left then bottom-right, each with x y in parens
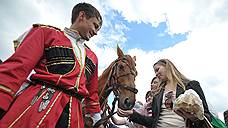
top-left (133, 56), bottom-right (136, 61)
top-left (117, 45), bottom-right (124, 58)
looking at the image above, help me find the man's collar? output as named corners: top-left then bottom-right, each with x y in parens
top-left (64, 27), bottom-right (85, 42)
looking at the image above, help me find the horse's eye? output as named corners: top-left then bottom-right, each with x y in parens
top-left (119, 64), bottom-right (124, 70)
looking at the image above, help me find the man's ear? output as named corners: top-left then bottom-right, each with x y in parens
top-left (78, 11), bottom-right (86, 21)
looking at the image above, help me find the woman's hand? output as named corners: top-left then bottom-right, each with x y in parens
top-left (174, 108), bottom-right (199, 122)
top-left (117, 108), bottom-right (133, 117)
top-left (97, 124), bottom-right (105, 128)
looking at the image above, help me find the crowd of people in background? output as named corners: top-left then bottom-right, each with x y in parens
top-left (115, 59), bottom-right (228, 128)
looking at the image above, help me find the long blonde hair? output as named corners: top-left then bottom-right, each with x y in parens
top-left (153, 59), bottom-right (190, 90)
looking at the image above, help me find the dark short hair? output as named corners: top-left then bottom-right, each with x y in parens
top-left (151, 76), bottom-right (157, 84)
top-left (71, 2), bottom-right (102, 26)
top-left (145, 91), bottom-right (151, 100)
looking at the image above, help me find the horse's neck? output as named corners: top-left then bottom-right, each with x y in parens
top-left (98, 61), bottom-right (115, 104)
top-left (98, 61), bottom-right (115, 94)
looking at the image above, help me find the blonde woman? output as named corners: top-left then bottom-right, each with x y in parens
top-left (117, 59), bottom-right (212, 128)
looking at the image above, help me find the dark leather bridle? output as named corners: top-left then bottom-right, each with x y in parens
top-left (110, 57), bottom-right (137, 93)
top-left (94, 57), bottom-right (138, 128)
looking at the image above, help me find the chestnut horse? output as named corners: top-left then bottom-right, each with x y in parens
top-left (84, 46), bottom-right (138, 128)
top-left (98, 46), bottom-right (137, 111)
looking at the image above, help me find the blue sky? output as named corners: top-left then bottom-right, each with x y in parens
top-left (124, 21), bottom-right (188, 51)
top-left (103, 11), bottom-right (188, 51)
top-left (0, 0), bottom-right (228, 124)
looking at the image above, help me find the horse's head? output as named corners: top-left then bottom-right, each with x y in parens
top-left (93, 46), bottom-right (137, 128)
top-left (109, 46), bottom-right (138, 110)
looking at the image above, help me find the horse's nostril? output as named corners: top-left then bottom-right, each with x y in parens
top-left (124, 98), bottom-right (129, 105)
top-left (124, 97), bottom-right (132, 109)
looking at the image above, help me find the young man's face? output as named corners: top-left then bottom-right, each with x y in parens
top-left (76, 12), bottom-right (101, 41)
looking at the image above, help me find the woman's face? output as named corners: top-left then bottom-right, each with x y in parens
top-left (146, 95), bottom-right (152, 103)
top-left (153, 64), bottom-right (167, 81)
top-left (151, 77), bottom-right (159, 90)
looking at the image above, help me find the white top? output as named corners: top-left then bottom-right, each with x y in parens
top-left (157, 91), bottom-right (186, 128)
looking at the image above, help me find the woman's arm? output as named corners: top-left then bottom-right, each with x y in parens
top-left (117, 108), bottom-right (155, 127)
top-left (187, 80), bottom-right (212, 120)
top-left (174, 80), bottom-right (213, 127)
top-left (110, 115), bottom-right (127, 125)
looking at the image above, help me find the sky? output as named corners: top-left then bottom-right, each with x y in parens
top-left (0, 0), bottom-right (228, 125)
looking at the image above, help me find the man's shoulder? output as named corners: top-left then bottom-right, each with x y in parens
top-left (84, 44), bottom-right (98, 65)
top-left (84, 43), bottom-right (91, 50)
top-left (84, 44), bottom-right (96, 56)
top-left (32, 23), bottom-right (62, 31)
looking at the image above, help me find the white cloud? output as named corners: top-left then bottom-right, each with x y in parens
top-left (108, 0), bottom-right (228, 34)
top-left (106, 0), bottom-right (228, 116)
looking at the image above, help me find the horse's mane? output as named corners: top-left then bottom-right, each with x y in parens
top-left (98, 60), bottom-right (116, 99)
